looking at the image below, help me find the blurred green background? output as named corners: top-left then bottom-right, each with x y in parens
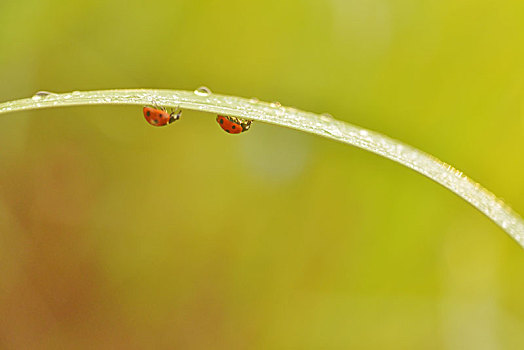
top-left (1, 0), bottom-right (523, 348)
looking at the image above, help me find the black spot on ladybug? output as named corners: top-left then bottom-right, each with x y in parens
top-left (232, 125), bottom-right (236, 129)
top-left (146, 111), bottom-right (151, 116)
top-left (219, 118), bottom-right (224, 124)
top-left (226, 129), bottom-right (230, 133)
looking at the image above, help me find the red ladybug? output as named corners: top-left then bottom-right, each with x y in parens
top-left (216, 115), bottom-right (252, 134)
top-left (143, 105), bottom-right (181, 127)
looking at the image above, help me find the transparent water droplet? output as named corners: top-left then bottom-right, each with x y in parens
top-left (270, 101), bottom-right (282, 108)
top-left (325, 125), bottom-right (343, 137)
top-left (32, 91), bottom-right (56, 100)
top-left (194, 86), bottom-right (212, 96)
top-left (320, 113), bottom-right (333, 122)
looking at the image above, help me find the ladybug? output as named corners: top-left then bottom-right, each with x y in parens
top-left (143, 105), bottom-right (181, 127)
top-left (216, 115), bottom-right (252, 134)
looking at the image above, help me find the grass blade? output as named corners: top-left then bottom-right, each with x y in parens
top-left (1, 89), bottom-right (522, 248)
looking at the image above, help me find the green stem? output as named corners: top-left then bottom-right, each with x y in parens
top-left (1, 88), bottom-right (523, 248)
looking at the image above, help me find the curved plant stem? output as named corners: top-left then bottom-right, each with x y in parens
top-left (1, 89), bottom-right (523, 248)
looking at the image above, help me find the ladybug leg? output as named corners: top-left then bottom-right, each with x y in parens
top-left (170, 106), bottom-right (181, 116)
top-left (150, 99), bottom-right (165, 112)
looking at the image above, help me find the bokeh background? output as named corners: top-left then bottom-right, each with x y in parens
top-left (1, 0), bottom-right (523, 348)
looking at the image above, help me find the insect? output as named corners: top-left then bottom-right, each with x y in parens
top-left (143, 105), bottom-right (182, 127)
top-left (216, 115), bottom-right (252, 134)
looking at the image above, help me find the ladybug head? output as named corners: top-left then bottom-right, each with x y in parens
top-left (241, 120), bottom-right (253, 131)
top-left (168, 108), bottom-right (182, 124)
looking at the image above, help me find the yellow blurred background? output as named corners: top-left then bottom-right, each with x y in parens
top-left (1, 0), bottom-right (523, 348)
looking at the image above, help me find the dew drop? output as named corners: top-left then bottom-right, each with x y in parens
top-left (325, 125), bottom-right (343, 137)
top-left (194, 86), bottom-right (212, 96)
top-left (320, 113), bottom-right (333, 122)
top-left (32, 91), bottom-right (56, 100)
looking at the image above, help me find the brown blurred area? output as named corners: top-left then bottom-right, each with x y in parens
top-left (0, 143), bottom-right (108, 347)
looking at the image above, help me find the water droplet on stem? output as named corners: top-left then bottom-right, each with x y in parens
top-left (32, 91), bottom-right (57, 100)
top-left (320, 113), bottom-right (333, 121)
top-left (194, 86), bottom-right (212, 96)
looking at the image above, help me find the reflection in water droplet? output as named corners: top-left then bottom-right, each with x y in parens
top-left (270, 101), bottom-right (282, 108)
top-left (194, 86), bottom-right (212, 96)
